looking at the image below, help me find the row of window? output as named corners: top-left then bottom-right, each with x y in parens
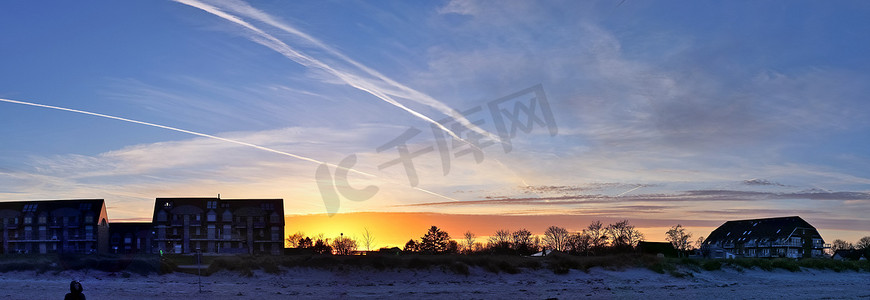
top-left (17, 215), bottom-right (96, 225)
top-left (157, 211), bottom-right (281, 223)
top-left (3, 227), bottom-right (95, 240)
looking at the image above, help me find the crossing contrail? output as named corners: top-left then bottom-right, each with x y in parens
top-left (199, 0), bottom-right (503, 143)
top-left (174, 0), bottom-right (501, 145)
top-left (0, 97), bottom-right (457, 201)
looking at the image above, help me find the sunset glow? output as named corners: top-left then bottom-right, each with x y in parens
top-left (2, 0), bottom-right (869, 248)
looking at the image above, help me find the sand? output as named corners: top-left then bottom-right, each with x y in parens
top-left (2, 266), bottom-right (868, 299)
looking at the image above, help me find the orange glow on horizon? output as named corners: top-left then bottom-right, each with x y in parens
top-left (285, 212), bottom-right (868, 249)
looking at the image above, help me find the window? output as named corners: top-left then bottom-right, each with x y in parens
top-left (84, 215), bottom-right (93, 223)
top-left (24, 216), bottom-right (32, 224)
top-left (23, 204), bottom-right (38, 212)
top-left (207, 212), bottom-right (216, 222)
top-left (38, 215), bottom-right (46, 224)
top-left (271, 226), bottom-right (280, 241)
top-left (207, 201), bottom-right (217, 209)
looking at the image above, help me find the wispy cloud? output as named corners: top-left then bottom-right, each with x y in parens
top-left (401, 189), bottom-right (870, 207)
top-left (174, 0), bottom-right (500, 146)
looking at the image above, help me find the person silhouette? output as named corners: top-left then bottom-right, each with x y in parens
top-left (64, 280), bottom-right (86, 300)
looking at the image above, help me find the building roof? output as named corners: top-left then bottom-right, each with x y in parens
top-left (151, 197), bottom-right (284, 223)
top-left (704, 216), bottom-right (821, 245)
top-left (0, 199), bottom-right (107, 219)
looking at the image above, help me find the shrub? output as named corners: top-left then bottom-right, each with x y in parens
top-left (771, 259), bottom-right (800, 272)
top-left (701, 260), bottom-right (722, 271)
top-left (449, 261), bottom-right (470, 275)
top-left (498, 261), bottom-right (519, 274)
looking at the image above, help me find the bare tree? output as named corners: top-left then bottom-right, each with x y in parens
top-left (606, 220), bottom-right (644, 250)
top-left (361, 228), bottom-right (376, 251)
top-left (463, 231), bottom-right (476, 254)
top-left (543, 226), bottom-right (570, 252)
top-left (831, 239), bottom-right (854, 252)
top-left (331, 234), bottom-right (358, 255)
top-left (857, 236), bottom-right (870, 250)
top-left (488, 229), bottom-right (513, 253)
top-left (585, 220), bottom-right (608, 250)
top-left (665, 224), bottom-right (693, 256)
top-left (512, 228), bottom-right (534, 254)
top-left (286, 231), bottom-right (304, 248)
top-left (567, 232), bottom-right (592, 255)
top-left (472, 242), bottom-right (485, 253)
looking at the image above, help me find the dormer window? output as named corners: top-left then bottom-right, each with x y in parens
top-left (23, 204), bottom-right (38, 212)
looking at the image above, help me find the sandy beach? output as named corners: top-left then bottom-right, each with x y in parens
top-left (3, 266), bottom-right (868, 299)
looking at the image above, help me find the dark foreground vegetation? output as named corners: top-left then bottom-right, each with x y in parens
top-left (1, 253), bottom-right (868, 278)
top-left (0, 253), bottom-right (160, 276)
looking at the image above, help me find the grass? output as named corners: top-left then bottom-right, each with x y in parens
top-left (0, 254), bottom-right (161, 275)
top-left (1, 253), bottom-right (868, 277)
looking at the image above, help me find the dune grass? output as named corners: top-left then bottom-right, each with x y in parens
top-left (1, 253), bottom-right (867, 277)
top-left (0, 253), bottom-right (161, 275)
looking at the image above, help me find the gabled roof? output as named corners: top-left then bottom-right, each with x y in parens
top-left (0, 199), bottom-right (106, 219)
top-left (704, 216), bottom-right (821, 245)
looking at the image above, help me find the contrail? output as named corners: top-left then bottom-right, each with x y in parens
top-left (174, 0), bottom-right (500, 145)
top-left (205, 0), bottom-right (503, 143)
top-left (0, 97), bottom-right (457, 201)
top-left (1, 98), bottom-right (334, 170)
top-left (616, 185), bottom-right (643, 197)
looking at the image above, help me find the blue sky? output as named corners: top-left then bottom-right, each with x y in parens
top-left (1, 0), bottom-right (869, 241)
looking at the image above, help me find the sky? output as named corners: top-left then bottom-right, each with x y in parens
top-left (1, 0), bottom-right (869, 248)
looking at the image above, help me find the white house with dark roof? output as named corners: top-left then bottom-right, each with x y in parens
top-left (702, 216), bottom-right (830, 259)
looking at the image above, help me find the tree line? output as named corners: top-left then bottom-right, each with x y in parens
top-left (402, 220), bottom-right (648, 256)
top-left (285, 223), bottom-right (865, 259)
